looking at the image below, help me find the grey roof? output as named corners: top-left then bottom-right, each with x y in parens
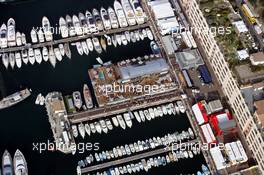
top-left (176, 49), bottom-right (204, 70)
top-left (119, 59), bottom-right (169, 80)
top-left (219, 119), bottom-right (236, 130)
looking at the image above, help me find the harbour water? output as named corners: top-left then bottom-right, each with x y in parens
top-left (0, 0), bottom-right (206, 174)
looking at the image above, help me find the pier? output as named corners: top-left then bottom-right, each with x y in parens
top-left (81, 139), bottom-right (198, 174)
top-left (69, 90), bottom-right (182, 124)
top-left (0, 23), bottom-right (150, 53)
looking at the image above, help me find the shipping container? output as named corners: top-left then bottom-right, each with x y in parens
top-left (182, 69), bottom-right (193, 88)
top-left (198, 64), bottom-right (212, 84)
top-left (192, 102), bottom-right (208, 125)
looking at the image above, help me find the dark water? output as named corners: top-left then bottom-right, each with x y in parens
top-left (0, 0), bottom-right (206, 175)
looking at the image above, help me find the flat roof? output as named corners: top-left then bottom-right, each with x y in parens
top-left (255, 100), bottom-right (264, 127)
top-left (176, 49), bottom-right (204, 70)
top-left (250, 52), bottom-right (264, 62)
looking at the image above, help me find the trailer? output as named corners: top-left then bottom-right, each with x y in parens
top-left (192, 102), bottom-right (208, 125)
top-left (201, 123), bottom-right (216, 144)
top-left (182, 69), bottom-right (193, 88)
top-left (241, 3), bottom-right (256, 25)
top-left (198, 64), bottom-right (212, 84)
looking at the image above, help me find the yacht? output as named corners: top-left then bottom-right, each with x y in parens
top-left (146, 28), bottom-right (154, 40)
top-left (49, 47), bottom-right (56, 68)
top-left (148, 108), bottom-right (155, 119)
top-left (72, 15), bottom-right (83, 36)
top-left (133, 111), bottom-right (141, 123)
top-left (90, 123), bottom-right (96, 133)
top-left (116, 34), bottom-right (122, 45)
top-left (100, 120), bottom-right (108, 134)
top-left (72, 125), bottom-right (78, 138)
top-left (64, 43), bottom-right (71, 59)
top-left (167, 104), bottom-right (172, 115)
top-left (78, 123), bottom-right (86, 139)
top-left (139, 110), bottom-right (145, 122)
top-left (54, 48), bottom-right (62, 61)
top-left (105, 119), bottom-right (113, 130)
top-left (7, 18), bottom-right (16, 46)
top-left (130, 0), bottom-right (145, 24)
top-left (202, 164), bottom-right (210, 175)
top-left (112, 116), bottom-right (119, 127)
top-left (15, 52), bottom-right (22, 68)
top-left (105, 34), bottom-right (112, 45)
top-left (16, 32), bottom-right (22, 46)
top-left (76, 42), bottom-right (84, 55)
top-left (28, 48), bottom-right (35, 65)
top-left (153, 108), bottom-right (159, 117)
top-left (139, 30), bottom-right (144, 40)
top-left (121, 0), bottom-right (137, 26)
top-left (100, 37), bottom-right (107, 51)
top-left (108, 7), bottom-right (119, 29)
top-left (123, 113), bottom-right (132, 128)
top-left (86, 38), bottom-right (94, 51)
top-left (58, 44), bottom-right (65, 56)
top-left (174, 103), bottom-right (180, 114)
top-left (42, 16), bottom-right (53, 41)
top-left (85, 123), bottom-right (91, 136)
top-left (34, 48), bottom-right (42, 64)
top-left (92, 37), bottom-right (102, 54)
top-left (121, 34), bottom-right (128, 45)
top-left (0, 24), bottom-right (7, 48)
top-left (114, 0), bottom-right (128, 28)
top-left (85, 10), bottom-right (97, 33)
top-left (13, 149), bottom-right (28, 175)
top-left (30, 29), bottom-right (38, 43)
top-left (59, 17), bottom-right (68, 38)
top-left (93, 9), bottom-right (104, 31)
top-left (66, 15), bottom-right (76, 36)
top-left (73, 91), bottom-right (83, 109)
top-left (162, 105), bottom-right (167, 115)
top-left (21, 33), bottom-right (26, 45)
top-left (157, 106), bottom-right (163, 117)
top-left (117, 115), bottom-right (126, 130)
top-left (125, 31), bottom-right (131, 42)
top-left (83, 84), bottom-right (93, 109)
top-left (81, 41), bottom-right (89, 55)
top-left (100, 8), bottom-right (111, 30)
top-left (79, 12), bottom-right (89, 34)
top-left (112, 35), bottom-right (117, 47)
top-left (177, 101), bottom-right (186, 113)
top-left (2, 150), bottom-right (13, 175)
top-left (95, 122), bottom-right (102, 134)
top-left (144, 110), bottom-right (151, 121)
top-left (134, 30), bottom-right (140, 41)
top-left (37, 29), bottom-right (45, 43)
top-left (130, 31), bottom-right (136, 43)
top-left (2, 53), bottom-right (9, 69)
top-left (9, 53), bottom-right (15, 69)
top-left (150, 41), bottom-right (161, 54)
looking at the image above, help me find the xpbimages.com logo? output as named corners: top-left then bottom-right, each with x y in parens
top-left (32, 140), bottom-right (100, 154)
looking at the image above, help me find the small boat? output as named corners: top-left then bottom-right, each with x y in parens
top-left (133, 111), bottom-right (141, 123)
top-left (42, 16), bottom-right (53, 41)
top-left (144, 110), bottom-right (151, 121)
top-left (42, 47), bottom-right (49, 62)
top-left (64, 43), bottom-right (72, 59)
top-left (90, 123), bottom-right (96, 133)
top-left (134, 30), bottom-right (140, 41)
top-left (148, 108), bottom-right (155, 119)
top-left (112, 35), bottom-right (117, 47)
top-left (96, 57), bottom-right (103, 65)
top-left (130, 31), bottom-right (136, 43)
top-left (72, 15), bottom-right (83, 36)
top-left (34, 48), bottom-right (42, 64)
top-left (59, 17), bottom-right (68, 38)
top-left (117, 115), bottom-right (126, 130)
top-left (100, 7), bottom-right (111, 30)
top-left (81, 41), bottom-right (89, 55)
top-left (2, 53), bottom-right (9, 69)
top-left (49, 47), bottom-right (56, 68)
top-left (0, 24), bottom-right (7, 48)
top-left (73, 91), bottom-right (83, 109)
top-left (130, 0), bottom-right (145, 24)
top-left (116, 34), bottom-right (122, 45)
top-left (21, 33), bottom-right (26, 45)
top-left (37, 29), bottom-right (45, 43)
top-left (83, 84), bottom-right (93, 109)
top-left (92, 37), bottom-right (102, 54)
top-left (7, 18), bottom-right (16, 47)
top-left (58, 43), bottom-right (65, 56)
top-left (86, 38), bottom-right (94, 51)
top-left (162, 105), bottom-right (167, 115)
top-left (125, 31), bottom-right (131, 42)
top-left (76, 42), bottom-right (84, 55)
top-left (123, 113), bottom-right (132, 128)
top-left (114, 0), bottom-right (128, 28)
top-left (78, 123), bottom-right (86, 139)
top-left (72, 125), bottom-right (78, 138)
top-left (177, 101), bottom-right (186, 113)
top-left (66, 15), bottom-right (76, 36)
top-left (121, 34), bottom-right (128, 45)
top-left (2, 150), bottom-right (13, 175)
top-left (28, 48), bottom-right (35, 65)
top-left (197, 171), bottom-right (203, 175)
top-left (121, 0), bottom-right (137, 26)
top-left (16, 32), bottom-right (22, 46)
top-left (93, 8), bottom-right (104, 31)
top-left (30, 29), bottom-right (38, 43)
top-left (112, 116), bottom-right (119, 127)
top-left (86, 10), bottom-right (97, 33)
top-left (100, 37), bottom-right (107, 51)
top-left (15, 52), bottom-right (22, 68)
top-left (54, 48), bottom-right (62, 61)
top-left (105, 119), bottom-right (113, 130)
top-left (157, 106), bottom-right (163, 117)
top-left (85, 123), bottom-right (91, 136)
top-left (139, 110), bottom-right (145, 122)
top-left (146, 28), bottom-right (154, 40)
top-left (105, 34), bottom-right (112, 46)
top-left (142, 28), bottom-right (147, 38)
top-left (139, 30), bottom-right (144, 40)
top-left (108, 7), bottom-right (119, 29)
top-left (188, 127), bottom-right (194, 138)
top-left (79, 12), bottom-right (89, 34)
top-left (95, 122), bottom-right (102, 134)
top-left (9, 53), bottom-right (15, 69)
top-left (174, 103), bottom-right (180, 114)
top-left (150, 41), bottom-right (161, 54)
top-left (202, 164), bottom-right (210, 175)
top-left (100, 120), bottom-right (108, 134)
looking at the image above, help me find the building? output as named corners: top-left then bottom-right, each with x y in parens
top-left (178, 0), bottom-right (264, 173)
top-left (237, 49), bottom-right (249, 61)
top-left (250, 52), bottom-right (264, 65)
top-left (232, 20), bottom-right (249, 34)
top-left (254, 100), bottom-right (264, 131)
top-left (235, 64), bottom-right (264, 84)
top-left (175, 49), bottom-right (204, 70)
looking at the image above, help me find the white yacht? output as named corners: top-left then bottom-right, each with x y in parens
top-left (49, 47), bottom-right (56, 68)
top-left (116, 34), bottom-right (122, 45)
top-left (37, 29), bottom-right (45, 43)
top-left (85, 123), bottom-right (91, 136)
top-left (100, 7), bottom-right (111, 30)
top-left (86, 10), bottom-right (97, 33)
top-left (2, 150), bottom-right (13, 175)
top-left (81, 41), bottom-right (89, 55)
top-left (73, 91), bottom-right (83, 109)
top-left (133, 111), bottom-right (141, 123)
top-left (42, 16), bottom-right (53, 41)
top-left (146, 28), bottom-right (154, 40)
top-left (92, 37), bottom-right (102, 54)
top-left (108, 7), bottom-right (119, 29)
top-left (148, 108), bottom-right (155, 119)
top-left (21, 50), bottom-right (28, 65)
top-left (9, 53), bottom-right (15, 69)
top-left (78, 123), bottom-right (86, 139)
top-left (117, 115), bottom-right (126, 130)
top-left (123, 113), bottom-right (132, 128)
top-left (139, 30), bottom-right (144, 40)
top-left (72, 15), bottom-right (83, 36)
top-left (28, 48), bottom-right (35, 65)
top-left (95, 122), bottom-right (102, 134)
top-left (100, 37), bottom-right (107, 51)
top-left (79, 12), bottom-right (89, 34)
top-left (112, 116), bottom-right (119, 127)
top-left (90, 123), bottom-right (96, 133)
top-left (30, 29), bottom-right (38, 43)
top-left (174, 103), bottom-right (180, 114)
top-left (34, 48), bottom-right (42, 64)
top-left (100, 120), bottom-right (108, 134)
top-left (106, 119), bottom-right (113, 130)
top-left (130, 31), bottom-right (136, 43)
top-left (130, 0), bottom-right (145, 24)
top-left (64, 43), bottom-right (72, 59)
top-left (112, 35), bottom-right (117, 47)
top-left (114, 0), bottom-right (128, 28)
top-left (59, 17), bottom-right (68, 38)
top-left (58, 43), bottom-right (65, 56)
top-left (121, 34), bottom-right (128, 45)
top-left (72, 125), bottom-right (78, 138)
top-left (177, 101), bottom-right (186, 113)
top-left (105, 34), bottom-right (112, 45)
top-left (54, 48), bottom-right (62, 61)
top-left (2, 53), bottom-right (9, 69)
top-left (16, 32), bottom-right (22, 46)
top-left (121, 0), bottom-right (137, 26)
top-left (41, 47), bottom-right (49, 62)
top-left (66, 15), bottom-right (76, 36)
top-left (144, 110), bottom-right (151, 121)
top-left (86, 38), bottom-right (94, 51)
top-left (13, 149), bottom-right (28, 175)
top-left (93, 9), bottom-right (104, 31)
top-left (157, 106), bottom-right (163, 117)
top-left (75, 42), bottom-right (83, 55)
top-left (21, 33), bottom-right (26, 45)
top-left (83, 84), bottom-right (93, 109)
top-left (15, 52), bottom-right (22, 68)
top-left (7, 18), bottom-right (16, 47)
top-left (125, 31), bottom-right (131, 42)
top-left (139, 110), bottom-right (145, 122)
top-left (134, 30), bottom-right (140, 41)
top-left (0, 24), bottom-right (7, 48)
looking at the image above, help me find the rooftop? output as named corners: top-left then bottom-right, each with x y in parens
top-left (254, 100), bottom-right (264, 127)
top-left (175, 49), bottom-right (204, 70)
top-left (235, 64), bottom-right (264, 84)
